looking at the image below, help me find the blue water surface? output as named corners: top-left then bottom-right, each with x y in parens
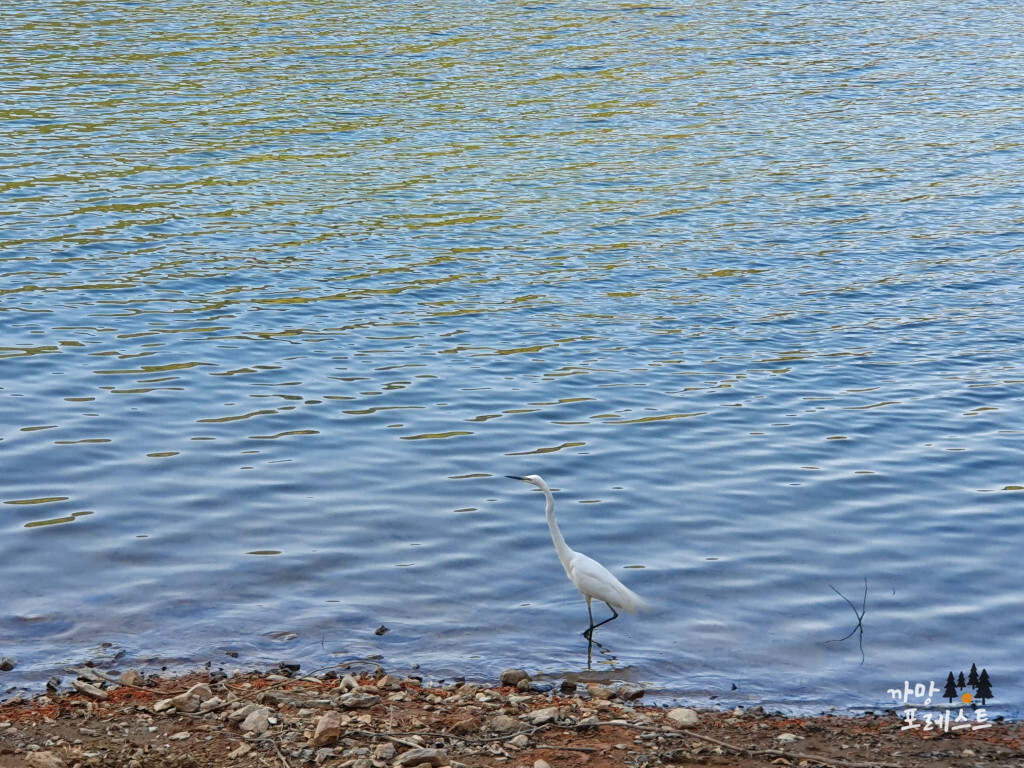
top-left (2, 0), bottom-right (1023, 717)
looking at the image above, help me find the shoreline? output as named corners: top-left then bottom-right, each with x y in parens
top-left (2, 663), bottom-right (1021, 768)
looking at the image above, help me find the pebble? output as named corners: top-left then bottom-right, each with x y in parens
top-left (311, 711), bottom-right (342, 747)
top-left (617, 683), bottom-right (645, 701)
top-left (228, 743), bottom-right (253, 759)
top-left (508, 734), bottom-right (530, 749)
top-left (169, 731), bottom-right (191, 741)
top-left (499, 668), bottom-right (530, 686)
top-left (227, 703), bottom-right (259, 722)
top-left (394, 747), bottom-right (448, 768)
top-left (527, 706), bottom-right (561, 725)
top-left (487, 714), bottom-right (521, 733)
top-left (534, 761), bottom-right (551, 768)
top-left (0, 656), bottom-right (16, 672)
top-left (24, 752), bottom-right (64, 768)
top-left (118, 669), bottom-right (145, 687)
top-left (666, 707), bottom-right (699, 728)
top-left (374, 742), bottom-right (397, 761)
top-left (586, 683), bottom-right (615, 700)
top-left (450, 717), bottom-right (480, 736)
top-left (776, 732), bottom-right (802, 744)
top-left (338, 691), bottom-right (382, 709)
top-left (240, 706), bottom-right (273, 734)
top-left (377, 674), bottom-right (403, 691)
top-left (70, 680), bottom-right (108, 700)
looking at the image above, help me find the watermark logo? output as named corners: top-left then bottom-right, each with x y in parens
top-left (888, 664), bottom-right (993, 732)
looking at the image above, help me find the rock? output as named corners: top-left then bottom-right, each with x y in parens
top-left (71, 680), bottom-right (108, 700)
top-left (559, 680), bottom-right (577, 695)
top-left (776, 732), bottom-right (802, 744)
top-left (155, 683), bottom-right (214, 713)
top-left (395, 747), bottom-right (448, 768)
top-left (0, 657), bottom-right (16, 672)
top-left (118, 669), bottom-right (145, 687)
top-left (24, 752), bottom-right (64, 768)
top-left (338, 691), bottom-right (381, 709)
top-left (586, 683), bottom-right (615, 700)
top-left (617, 682), bottom-right (645, 701)
top-left (508, 734), bottom-right (530, 749)
top-left (199, 695), bottom-right (225, 713)
top-left (374, 742), bottom-right (396, 761)
top-left (316, 748), bottom-right (337, 765)
top-left (450, 717), bottom-right (481, 736)
top-left (311, 711), bottom-right (342, 747)
top-left (515, 678), bottom-right (533, 692)
top-left (169, 731), bottom-right (191, 741)
top-left (500, 668), bottom-right (530, 686)
top-left (240, 706), bottom-right (273, 734)
top-left (377, 674), bottom-right (403, 691)
top-left (527, 706), bottom-right (561, 725)
top-left (227, 703), bottom-right (259, 722)
top-left (488, 714), bottom-right (521, 733)
top-left (666, 707), bottom-right (699, 728)
top-left (534, 761), bottom-right (552, 768)
top-left (228, 743), bottom-right (253, 759)
top-left (339, 674), bottom-right (360, 691)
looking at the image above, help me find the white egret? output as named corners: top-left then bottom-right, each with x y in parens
top-left (507, 474), bottom-right (648, 640)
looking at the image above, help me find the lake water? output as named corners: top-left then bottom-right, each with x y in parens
top-left (2, 0), bottom-right (1023, 718)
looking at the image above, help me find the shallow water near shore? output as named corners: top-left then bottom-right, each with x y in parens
top-left (2, 0), bottom-right (1024, 717)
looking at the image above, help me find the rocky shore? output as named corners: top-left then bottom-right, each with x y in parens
top-left (1, 662), bottom-right (1021, 768)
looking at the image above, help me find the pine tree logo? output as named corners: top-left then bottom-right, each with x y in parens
top-left (945, 664), bottom-right (993, 706)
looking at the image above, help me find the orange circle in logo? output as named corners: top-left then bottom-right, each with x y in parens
top-left (961, 692), bottom-right (974, 704)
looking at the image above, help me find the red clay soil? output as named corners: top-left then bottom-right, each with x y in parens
top-left (2, 666), bottom-right (1022, 768)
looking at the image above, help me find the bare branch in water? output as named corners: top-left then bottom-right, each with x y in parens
top-left (824, 577), bottom-right (867, 664)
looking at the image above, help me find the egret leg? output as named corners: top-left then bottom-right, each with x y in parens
top-left (583, 600), bottom-right (620, 640)
top-left (588, 603), bottom-right (619, 637)
top-left (583, 596), bottom-right (596, 640)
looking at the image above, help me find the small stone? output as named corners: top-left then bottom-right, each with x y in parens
top-left (527, 706), bottom-right (561, 725)
top-left (315, 748), bottom-right (336, 765)
top-left (499, 668), bottom-right (530, 686)
top-left (374, 742), bottom-right (396, 761)
top-left (0, 657), bottom-right (16, 672)
top-left (666, 708), bottom-right (699, 728)
top-left (24, 752), bottom-right (64, 768)
top-left (395, 747), bottom-right (448, 767)
top-left (377, 674), bottom-right (403, 691)
top-left (199, 695), bottom-right (225, 713)
top-left (311, 711), bottom-right (342, 747)
top-left (508, 734), bottom-right (530, 749)
top-left (338, 691), bottom-right (381, 709)
top-left (617, 683), bottom-right (645, 701)
top-left (776, 732), bottom-right (802, 744)
top-left (516, 678), bottom-right (533, 692)
top-left (118, 669), bottom-right (145, 687)
top-left (450, 718), bottom-right (480, 736)
top-left (169, 731), bottom-right (191, 741)
top-left (586, 683), bottom-right (615, 700)
top-left (559, 680), bottom-right (577, 695)
top-left (339, 674), bottom-right (360, 691)
top-left (228, 743), bottom-right (253, 759)
top-left (534, 761), bottom-right (552, 768)
top-left (227, 703), bottom-right (258, 722)
top-left (488, 714), bottom-right (521, 733)
top-left (240, 706), bottom-right (273, 734)
top-left (71, 680), bottom-right (108, 700)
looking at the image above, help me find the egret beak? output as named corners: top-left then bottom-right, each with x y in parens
top-left (506, 475), bottom-right (526, 481)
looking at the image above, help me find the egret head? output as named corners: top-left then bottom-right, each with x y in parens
top-left (506, 474), bottom-right (547, 489)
